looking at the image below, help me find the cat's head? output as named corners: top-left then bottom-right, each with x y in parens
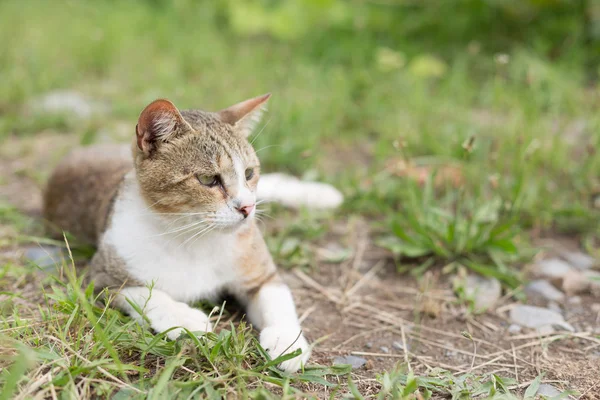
top-left (132, 94), bottom-right (270, 232)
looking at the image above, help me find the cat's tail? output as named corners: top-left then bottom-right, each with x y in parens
top-left (257, 173), bottom-right (343, 210)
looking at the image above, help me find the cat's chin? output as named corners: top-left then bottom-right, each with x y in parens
top-left (219, 217), bottom-right (253, 233)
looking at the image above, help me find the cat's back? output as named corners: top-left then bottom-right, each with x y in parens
top-left (43, 144), bottom-right (133, 245)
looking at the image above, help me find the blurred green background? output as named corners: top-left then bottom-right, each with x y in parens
top-left (1, 0), bottom-right (599, 261)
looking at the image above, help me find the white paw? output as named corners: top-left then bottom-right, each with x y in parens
top-left (147, 302), bottom-right (213, 340)
top-left (260, 326), bottom-right (311, 373)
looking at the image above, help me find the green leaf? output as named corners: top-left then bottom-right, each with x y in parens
top-left (488, 238), bottom-right (518, 254)
top-left (463, 260), bottom-right (520, 288)
top-left (549, 390), bottom-right (578, 400)
top-left (402, 372), bottom-right (418, 396)
top-left (377, 236), bottom-right (431, 258)
top-left (348, 376), bottom-right (366, 400)
top-left (0, 345), bottom-right (34, 400)
top-left (524, 374), bottom-right (542, 399)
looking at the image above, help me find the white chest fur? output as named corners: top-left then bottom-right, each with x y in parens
top-left (102, 175), bottom-right (239, 303)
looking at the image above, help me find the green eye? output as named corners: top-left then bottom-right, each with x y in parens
top-left (197, 175), bottom-right (220, 187)
top-left (245, 168), bottom-right (254, 180)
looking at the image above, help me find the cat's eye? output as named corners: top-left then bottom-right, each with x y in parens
top-left (245, 168), bottom-right (254, 181)
top-left (197, 174), bottom-right (220, 187)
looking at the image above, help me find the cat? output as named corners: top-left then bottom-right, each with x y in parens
top-left (43, 94), bottom-right (343, 372)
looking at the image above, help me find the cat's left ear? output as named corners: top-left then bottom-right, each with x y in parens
top-left (218, 93), bottom-right (271, 137)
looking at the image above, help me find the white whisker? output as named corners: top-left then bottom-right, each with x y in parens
top-left (250, 117), bottom-right (272, 145)
top-left (190, 224), bottom-right (218, 247)
top-left (151, 219), bottom-right (209, 238)
top-left (179, 223), bottom-right (215, 249)
top-left (254, 208), bottom-right (273, 220)
top-left (255, 144), bottom-right (281, 154)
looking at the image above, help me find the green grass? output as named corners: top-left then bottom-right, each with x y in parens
top-left (1, 0), bottom-right (599, 397)
top-left (1, 251), bottom-right (561, 399)
top-left (375, 162), bottom-right (531, 288)
top-left (0, 257), bottom-right (352, 398)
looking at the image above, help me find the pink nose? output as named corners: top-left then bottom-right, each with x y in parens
top-left (236, 203), bottom-right (255, 218)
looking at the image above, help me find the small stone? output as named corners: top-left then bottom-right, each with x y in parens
top-left (365, 342), bottom-right (373, 349)
top-left (534, 258), bottom-right (574, 280)
top-left (568, 296), bottom-right (582, 305)
top-left (333, 355), bottom-right (367, 369)
top-left (587, 271), bottom-right (600, 296)
top-left (526, 280), bottom-right (565, 302)
top-left (30, 90), bottom-right (104, 119)
top-left (536, 383), bottom-right (563, 397)
top-left (23, 246), bottom-right (63, 270)
top-left (563, 271), bottom-right (590, 295)
top-left (537, 325), bottom-right (556, 336)
top-left (376, 357), bottom-right (383, 361)
top-left (379, 346), bottom-right (389, 354)
top-left (508, 324), bottom-right (522, 334)
top-left (392, 341), bottom-right (408, 351)
top-left (509, 305), bottom-right (574, 333)
top-left (547, 301), bottom-right (562, 313)
top-left (464, 274), bottom-right (502, 311)
top-left (562, 251), bottom-right (596, 270)
top-left (591, 303), bottom-right (600, 313)
top-left (563, 270), bottom-right (600, 296)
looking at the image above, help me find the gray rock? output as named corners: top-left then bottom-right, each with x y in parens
top-left (23, 246), bottom-right (63, 270)
top-left (525, 280), bottom-right (565, 302)
top-left (464, 274), bottom-right (502, 310)
top-left (536, 383), bottom-right (562, 397)
top-left (568, 296), bottom-right (582, 305)
top-left (509, 305), bottom-right (574, 333)
top-left (333, 355), bottom-right (367, 369)
top-left (534, 258), bottom-right (574, 280)
top-left (30, 90), bottom-right (105, 119)
top-left (507, 324), bottom-right (522, 334)
top-left (536, 325), bottom-right (556, 336)
top-left (364, 342), bottom-right (372, 349)
top-left (547, 301), bottom-right (562, 313)
top-left (562, 251), bottom-right (595, 270)
top-left (379, 346), bottom-right (389, 353)
top-left (392, 341), bottom-right (409, 351)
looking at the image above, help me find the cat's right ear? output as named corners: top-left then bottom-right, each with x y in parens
top-left (136, 99), bottom-right (191, 154)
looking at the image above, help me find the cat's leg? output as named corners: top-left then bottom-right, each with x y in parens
top-left (91, 247), bottom-right (212, 339)
top-left (112, 286), bottom-right (213, 340)
top-left (240, 277), bottom-right (311, 373)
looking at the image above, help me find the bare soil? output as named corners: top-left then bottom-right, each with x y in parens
top-left (285, 221), bottom-right (600, 398)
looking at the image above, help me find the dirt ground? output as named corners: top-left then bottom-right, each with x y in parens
top-left (1, 136), bottom-right (600, 398)
top-left (287, 229), bottom-right (600, 398)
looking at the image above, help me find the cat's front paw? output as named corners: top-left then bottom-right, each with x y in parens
top-left (260, 326), bottom-right (311, 373)
top-left (148, 302), bottom-right (213, 340)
